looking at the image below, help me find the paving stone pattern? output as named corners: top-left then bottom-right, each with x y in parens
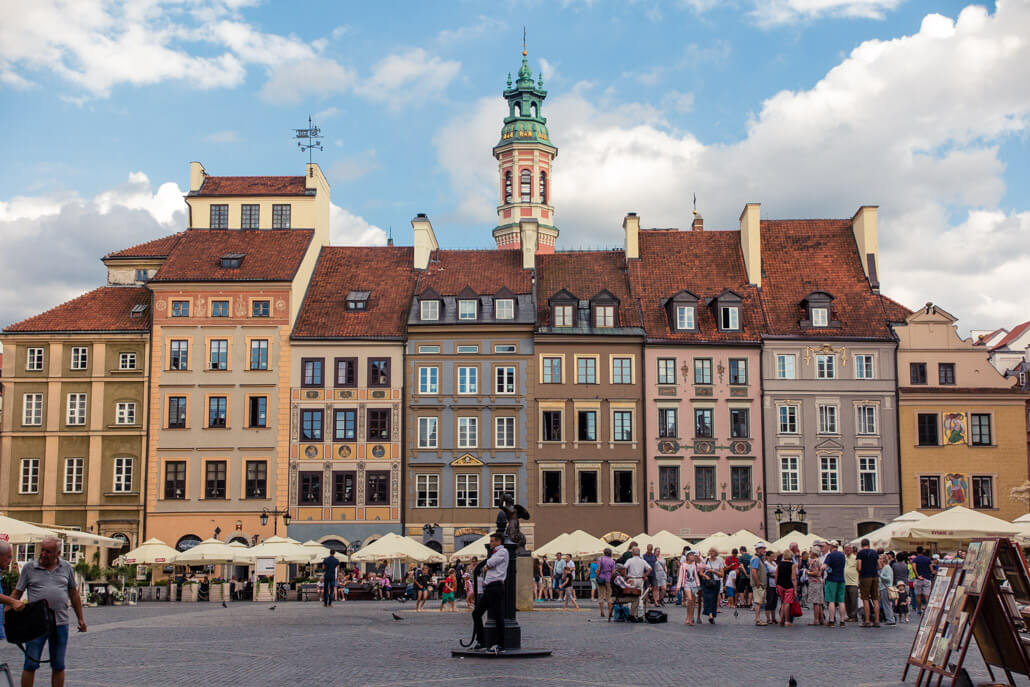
top-left (4, 601), bottom-right (1013, 687)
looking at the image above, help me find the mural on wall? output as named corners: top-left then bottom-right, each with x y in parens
top-left (943, 412), bottom-right (967, 445)
top-left (944, 473), bottom-right (968, 507)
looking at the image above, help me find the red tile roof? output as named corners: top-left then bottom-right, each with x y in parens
top-left (537, 251), bottom-right (642, 328)
top-left (151, 230), bottom-right (314, 282)
top-left (878, 294), bottom-right (912, 323)
top-left (628, 230), bottom-right (763, 343)
top-left (4, 286), bottom-right (151, 333)
top-left (991, 321), bottom-right (1030, 351)
top-left (292, 246), bottom-right (416, 339)
top-left (190, 176), bottom-right (310, 197)
top-left (416, 250), bottom-right (532, 295)
top-left (104, 232), bottom-right (185, 259)
top-left (759, 220), bottom-right (897, 340)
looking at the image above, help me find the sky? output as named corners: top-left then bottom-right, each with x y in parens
top-left (0, 0), bottom-right (1028, 334)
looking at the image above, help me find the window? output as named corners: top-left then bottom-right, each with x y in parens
top-left (919, 476), bottom-right (941, 509)
top-left (456, 345), bottom-right (478, 354)
top-left (577, 410), bottom-right (597, 442)
top-left (113, 457), bottom-right (133, 493)
top-left (207, 396), bottom-right (227, 428)
top-left (19, 458), bottom-right (40, 494)
top-left (334, 409), bottom-right (356, 442)
top-left (417, 417), bottom-right (438, 448)
top-left (245, 461), bottom-right (266, 499)
top-left (457, 417), bottom-right (478, 448)
top-left (855, 354), bottom-right (874, 379)
top-left (729, 408), bottom-right (749, 438)
top-left (776, 354), bottom-right (796, 380)
top-left (658, 466), bottom-right (679, 500)
top-left (420, 300), bottom-right (439, 321)
top-left (361, 358), bottom-right (388, 388)
top-left (520, 169), bottom-right (531, 202)
top-left (241, 204), bottom-right (259, 229)
top-left (820, 456), bottom-right (840, 492)
top-left (658, 408), bottom-right (677, 438)
top-left (495, 299), bottom-right (514, 320)
top-left (249, 340), bottom-right (268, 370)
top-left (612, 469), bottom-right (634, 503)
top-left (209, 339), bottom-right (228, 370)
top-left (542, 469), bottom-right (563, 503)
top-left (720, 306), bottom-right (740, 330)
top-left (503, 171), bottom-right (512, 204)
top-left (168, 397), bottom-right (186, 428)
top-left (171, 300), bottom-right (190, 317)
top-left (695, 408), bottom-right (713, 438)
top-left (612, 410), bottom-right (633, 442)
top-left (164, 461), bottom-right (186, 499)
top-left (539, 171), bottom-right (547, 204)
top-left (731, 466), bottom-right (752, 500)
top-left (418, 366), bottom-right (438, 394)
top-left (368, 471), bottom-right (391, 504)
top-left (595, 305), bottom-right (615, 328)
top-left (694, 358), bottom-right (712, 384)
top-left (252, 300), bottom-right (270, 318)
top-left (910, 362), bottom-right (927, 385)
top-left (346, 291), bottom-right (368, 311)
top-left (416, 475), bottom-right (439, 508)
top-left (576, 357), bottom-right (596, 384)
top-left (542, 410), bottom-right (563, 442)
top-left (495, 366), bottom-right (515, 394)
top-left (972, 476), bottom-right (994, 509)
top-left (210, 204), bottom-right (228, 229)
top-left (298, 471), bottom-right (321, 504)
top-left (211, 300), bottom-right (230, 318)
top-left (456, 474), bottom-right (479, 508)
top-left (367, 409), bottom-right (390, 441)
top-left (780, 456), bottom-right (800, 492)
top-left (858, 456), bottom-right (879, 493)
top-left (272, 204), bottom-right (291, 229)
top-left (612, 357), bottom-right (632, 384)
top-left (816, 354), bottom-right (836, 379)
top-left (938, 363), bottom-right (956, 386)
top-left (695, 465), bottom-right (716, 500)
top-left (493, 474), bottom-right (517, 506)
top-left (542, 357), bottom-right (562, 383)
top-left (300, 409), bottom-right (323, 441)
top-left (917, 413), bottom-right (939, 446)
top-left (332, 471), bottom-right (356, 505)
top-left (26, 347), bottom-right (45, 371)
top-left (71, 346), bottom-right (88, 370)
top-left (856, 405), bottom-right (877, 435)
top-left (729, 359), bottom-right (747, 385)
top-left (119, 352), bottom-right (137, 370)
top-left (64, 457), bottom-right (84, 494)
top-left (458, 300), bottom-right (477, 320)
top-left (495, 417), bottom-right (515, 448)
top-left (301, 358), bottom-right (324, 387)
top-left (66, 393), bottom-right (87, 426)
top-left (818, 405), bottom-right (838, 434)
top-left (115, 402), bottom-right (136, 425)
top-left (969, 413), bottom-right (992, 446)
top-left (554, 305), bottom-right (573, 327)
top-left (170, 340), bottom-right (189, 370)
top-left (458, 366), bottom-right (478, 394)
top-left (811, 307), bottom-right (829, 327)
top-left (657, 358), bottom-right (676, 385)
top-left (577, 470), bottom-right (599, 504)
top-left (494, 344), bottom-right (517, 353)
top-left (248, 396), bottom-right (267, 428)
top-left (676, 305), bottom-right (695, 331)
top-left (335, 358), bottom-right (356, 387)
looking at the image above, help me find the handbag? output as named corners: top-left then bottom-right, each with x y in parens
top-left (4, 599), bottom-right (57, 663)
top-left (791, 600), bottom-right (803, 618)
top-left (887, 585), bottom-right (899, 601)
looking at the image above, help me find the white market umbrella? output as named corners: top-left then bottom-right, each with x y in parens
top-left (47, 526), bottom-right (125, 548)
top-left (561, 530), bottom-right (608, 559)
top-left (895, 510), bottom-right (929, 523)
top-left (173, 538), bottom-right (240, 565)
top-left (300, 540), bottom-right (338, 563)
top-left (350, 533), bottom-right (445, 564)
top-left (770, 530), bottom-right (825, 552)
top-left (122, 538), bottom-right (178, 565)
top-left (613, 533), bottom-right (653, 556)
top-left (647, 530), bottom-right (692, 557)
top-left (248, 536), bottom-right (313, 564)
top-left (226, 541), bottom-right (255, 565)
top-left (0, 515), bottom-right (57, 545)
top-left (1013, 513), bottom-right (1030, 524)
top-left (713, 529), bottom-right (765, 555)
top-left (451, 534), bottom-right (491, 562)
top-left (692, 532), bottom-right (730, 555)
top-left (533, 532), bottom-right (572, 559)
top-left (891, 506), bottom-right (1019, 550)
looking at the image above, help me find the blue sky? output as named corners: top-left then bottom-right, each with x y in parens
top-left (0, 0), bottom-right (1027, 332)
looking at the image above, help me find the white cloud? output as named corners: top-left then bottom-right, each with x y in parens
top-left (204, 130), bottom-right (239, 144)
top-left (753, 0), bottom-right (905, 25)
top-left (354, 49), bottom-right (461, 110)
top-left (259, 58), bottom-right (357, 104)
top-left (315, 106), bottom-right (340, 121)
top-left (434, 2), bottom-right (1030, 329)
top-left (662, 90), bottom-right (695, 114)
top-left (328, 148), bottom-right (383, 183)
top-left (204, 20), bottom-right (317, 65)
top-left (331, 25), bottom-right (350, 40)
top-left (538, 58), bottom-right (558, 83)
top-left (436, 16), bottom-right (505, 45)
top-left (330, 205), bottom-right (388, 246)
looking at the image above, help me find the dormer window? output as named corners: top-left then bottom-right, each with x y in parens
top-left (676, 306), bottom-right (695, 330)
top-left (554, 305), bottom-right (573, 327)
top-left (801, 292), bottom-right (840, 329)
top-left (495, 299), bottom-right (514, 320)
top-left (721, 306), bottom-right (739, 330)
top-left (710, 289), bottom-right (743, 332)
top-left (548, 289), bottom-right (578, 328)
top-left (665, 290), bottom-right (699, 332)
top-left (130, 304), bottom-right (148, 319)
top-left (812, 307), bottom-right (828, 327)
top-left (420, 300), bottom-right (439, 321)
top-left (220, 253), bottom-right (244, 269)
top-left (346, 291), bottom-right (369, 311)
top-left (595, 306), bottom-right (614, 328)
top-left (590, 289), bottom-right (620, 329)
top-left (459, 300), bottom-right (477, 320)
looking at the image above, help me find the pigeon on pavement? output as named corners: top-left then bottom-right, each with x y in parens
top-left (391, 613), bottom-right (403, 621)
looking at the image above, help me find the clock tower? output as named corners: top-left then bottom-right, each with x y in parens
top-left (492, 46), bottom-right (558, 252)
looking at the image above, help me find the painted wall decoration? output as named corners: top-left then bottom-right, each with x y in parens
top-left (942, 412), bottom-right (967, 445)
top-left (944, 472), bottom-right (968, 507)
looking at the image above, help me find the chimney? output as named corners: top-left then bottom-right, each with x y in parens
top-left (739, 203), bottom-right (761, 287)
top-left (851, 205), bottom-right (880, 291)
top-left (691, 212), bottom-right (704, 232)
top-left (519, 218), bottom-right (539, 270)
top-left (189, 161), bottom-right (206, 192)
top-left (622, 212), bottom-right (640, 260)
top-left (411, 213), bottom-right (438, 270)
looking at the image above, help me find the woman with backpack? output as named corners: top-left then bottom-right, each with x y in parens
top-left (699, 548), bottom-right (724, 624)
top-left (776, 552), bottom-right (798, 627)
top-left (674, 550), bottom-right (701, 625)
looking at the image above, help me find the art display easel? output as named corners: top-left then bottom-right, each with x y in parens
top-left (902, 538), bottom-right (1030, 686)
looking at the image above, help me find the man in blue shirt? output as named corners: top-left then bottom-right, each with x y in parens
top-left (856, 538), bottom-right (881, 626)
top-left (911, 546), bottom-right (936, 612)
top-left (821, 540), bottom-right (847, 628)
top-left (471, 532), bottom-right (509, 653)
top-left (322, 552), bottom-right (340, 607)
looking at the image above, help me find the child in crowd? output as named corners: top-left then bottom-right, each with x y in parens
top-left (440, 568), bottom-right (457, 612)
top-left (464, 567), bottom-right (474, 608)
top-left (895, 581), bottom-right (910, 623)
top-left (724, 567), bottom-right (737, 608)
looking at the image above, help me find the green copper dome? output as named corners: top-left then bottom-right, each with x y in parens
top-left (496, 51), bottom-right (555, 150)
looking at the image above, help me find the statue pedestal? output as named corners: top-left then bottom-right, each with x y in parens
top-left (516, 555), bottom-right (534, 612)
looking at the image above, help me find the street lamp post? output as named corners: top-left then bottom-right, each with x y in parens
top-left (772, 503), bottom-right (807, 536)
top-left (260, 508), bottom-right (292, 536)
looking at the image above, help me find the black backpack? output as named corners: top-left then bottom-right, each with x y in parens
top-left (4, 599), bottom-right (57, 663)
top-left (644, 609), bottom-right (668, 624)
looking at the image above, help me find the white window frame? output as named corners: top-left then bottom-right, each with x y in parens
top-left (657, 358), bottom-right (676, 385)
top-left (779, 455), bottom-right (801, 493)
top-left (858, 455), bottom-right (879, 493)
top-left (417, 417), bottom-right (438, 449)
top-left (817, 404), bottom-right (838, 434)
top-left (456, 345), bottom-right (479, 354)
top-left (66, 393), bottom-right (87, 426)
top-left (458, 299), bottom-right (477, 320)
top-left (676, 305), bottom-right (695, 330)
top-left (415, 474), bottom-right (439, 508)
top-left (811, 307), bottom-right (829, 327)
top-left (420, 300), bottom-right (439, 321)
top-left (26, 348), bottom-right (44, 371)
top-left (777, 405), bottom-right (798, 434)
top-left (115, 402), bottom-right (137, 425)
top-left (855, 354), bottom-right (875, 379)
top-left (495, 366), bottom-right (516, 394)
top-left (113, 456), bottom-right (133, 493)
top-left (595, 305), bottom-right (615, 328)
top-left (418, 366), bottom-right (439, 394)
top-left (455, 473), bottom-right (480, 508)
top-left (119, 352), bottom-right (137, 370)
top-left (721, 306), bottom-right (740, 330)
top-left (495, 417), bottom-right (515, 448)
top-left (457, 366), bottom-right (478, 395)
top-left (816, 354), bottom-right (836, 379)
top-left (611, 357), bottom-right (633, 384)
top-left (494, 344), bottom-right (517, 353)
top-left (417, 345), bottom-right (441, 354)
top-left (64, 457), bottom-right (84, 494)
top-left (23, 393), bottom-right (43, 426)
top-left (612, 409), bottom-right (634, 442)
top-left (776, 354), bottom-right (796, 380)
top-left (819, 455), bottom-right (840, 493)
top-left (19, 458), bottom-right (40, 494)
top-left (554, 305), bottom-right (573, 327)
top-left (856, 405), bottom-right (878, 435)
top-left (492, 473), bottom-right (517, 506)
top-left (495, 299), bottom-right (515, 320)
top-left (457, 417), bottom-right (478, 449)
top-left (70, 346), bottom-right (89, 370)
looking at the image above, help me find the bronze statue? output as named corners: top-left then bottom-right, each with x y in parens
top-left (495, 492), bottom-right (530, 552)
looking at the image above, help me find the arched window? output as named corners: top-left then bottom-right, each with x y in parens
top-left (520, 169), bottom-right (532, 202)
top-left (176, 534), bottom-right (202, 552)
top-left (504, 171), bottom-right (512, 204)
top-left (514, 102), bottom-right (521, 117)
top-left (531, 102), bottom-right (537, 118)
top-left (539, 171), bottom-right (547, 204)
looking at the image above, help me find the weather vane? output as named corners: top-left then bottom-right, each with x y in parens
top-left (523, 26), bottom-right (527, 56)
top-left (295, 115), bottom-right (323, 165)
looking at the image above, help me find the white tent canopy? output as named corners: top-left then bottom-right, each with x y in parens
top-left (350, 533), bottom-right (445, 564)
top-left (714, 529), bottom-right (766, 555)
top-left (691, 532), bottom-right (729, 555)
top-left (890, 506), bottom-right (1019, 550)
top-left (0, 515), bottom-right (58, 545)
top-left (121, 538), bottom-right (178, 565)
top-left (451, 534), bottom-right (491, 562)
top-left (646, 530), bottom-right (691, 557)
top-left (612, 534), bottom-right (651, 556)
top-left (173, 538), bottom-right (241, 565)
top-left (770, 530), bottom-right (825, 552)
top-left (247, 536), bottom-right (312, 564)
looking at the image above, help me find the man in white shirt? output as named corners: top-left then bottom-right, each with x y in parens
top-left (623, 545), bottom-right (652, 619)
top-left (471, 532), bottom-right (510, 653)
top-left (552, 553), bottom-right (565, 599)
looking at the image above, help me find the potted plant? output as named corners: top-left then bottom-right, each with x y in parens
top-left (208, 577), bottom-right (230, 602)
top-left (254, 575), bottom-right (275, 602)
top-left (181, 579), bottom-right (199, 602)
